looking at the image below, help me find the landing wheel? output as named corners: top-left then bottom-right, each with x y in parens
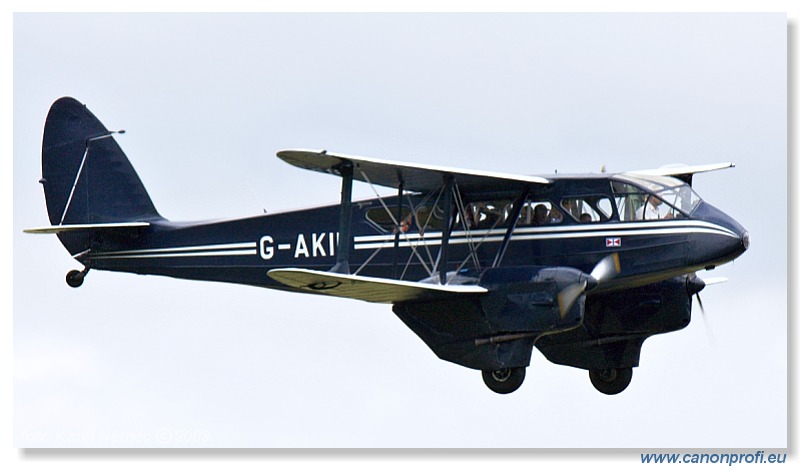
top-left (482, 367), bottom-right (526, 394)
top-left (589, 367), bottom-right (633, 395)
top-left (66, 269), bottom-right (87, 288)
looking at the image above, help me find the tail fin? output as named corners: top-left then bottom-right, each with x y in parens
top-left (41, 97), bottom-right (162, 227)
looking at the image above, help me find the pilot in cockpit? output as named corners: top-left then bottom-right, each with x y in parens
top-left (636, 197), bottom-right (672, 220)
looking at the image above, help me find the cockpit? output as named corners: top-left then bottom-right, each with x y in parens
top-left (611, 174), bottom-right (703, 221)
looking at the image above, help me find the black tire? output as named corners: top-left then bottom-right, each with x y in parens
top-left (482, 367), bottom-right (526, 394)
top-left (66, 270), bottom-right (84, 288)
top-left (589, 367), bottom-right (633, 395)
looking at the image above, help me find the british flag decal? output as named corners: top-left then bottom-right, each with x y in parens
top-left (606, 237), bottom-right (621, 247)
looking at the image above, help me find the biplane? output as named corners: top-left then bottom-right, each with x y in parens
top-left (26, 97), bottom-right (750, 395)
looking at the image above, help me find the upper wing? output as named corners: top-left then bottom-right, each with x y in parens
top-left (626, 162), bottom-right (734, 185)
top-left (268, 268), bottom-right (487, 304)
top-left (276, 149), bottom-right (550, 194)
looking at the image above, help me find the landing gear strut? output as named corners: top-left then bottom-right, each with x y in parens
top-left (482, 367), bottom-right (526, 394)
top-left (66, 267), bottom-right (89, 288)
top-left (589, 367), bottom-right (633, 395)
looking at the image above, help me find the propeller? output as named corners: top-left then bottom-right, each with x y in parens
top-left (590, 252), bottom-right (622, 285)
top-left (701, 277), bottom-right (728, 286)
top-left (687, 275), bottom-right (727, 314)
top-left (687, 274), bottom-right (727, 345)
top-left (558, 253), bottom-right (621, 318)
top-left (557, 280), bottom-right (588, 317)
top-left (695, 291), bottom-right (706, 316)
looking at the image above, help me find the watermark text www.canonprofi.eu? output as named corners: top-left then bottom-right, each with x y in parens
top-left (641, 451), bottom-right (787, 465)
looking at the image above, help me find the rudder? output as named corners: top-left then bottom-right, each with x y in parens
top-left (40, 97), bottom-right (162, 227)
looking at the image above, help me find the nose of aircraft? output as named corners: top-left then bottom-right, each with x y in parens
top-left (691, 202), bottom-right (749, 268)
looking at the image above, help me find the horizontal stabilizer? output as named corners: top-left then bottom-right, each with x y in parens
top-left (276, 149), bottom-right (550, 194)
top-left (268, 268), bottom-right (487, 304)
top-left (23, 222), bottom-right (150, 234)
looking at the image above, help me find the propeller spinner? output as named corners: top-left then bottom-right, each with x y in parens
top-left (558, 253), bottom-right (621, 318)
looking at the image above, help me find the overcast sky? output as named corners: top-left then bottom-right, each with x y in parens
top-left (12, 12), bottom-right (786, 450)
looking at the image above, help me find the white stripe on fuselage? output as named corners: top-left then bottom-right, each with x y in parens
top-left (89, 242), bottom-right (258, 260)
top-left (353, 220), bottom-right (737, 250)
top-left (87, 220), bottom-right (735, 260)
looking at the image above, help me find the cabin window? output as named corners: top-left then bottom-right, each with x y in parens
top-left (560, 196), bottom-right (613, 223)
top-left (414, 205), bottom-right (447, 231)
top-left (460, 200), bottom-right (514, 229)
top-left (517, 200), bottom-right (563, 226)
top-left (365, 206), bottom-right (413, 233)
top-left (458, 198), bottom-right (566, 229)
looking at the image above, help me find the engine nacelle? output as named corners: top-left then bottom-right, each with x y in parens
top-left (393, 266), bottom-right (590, 371)
top-left (536, 276), bottom-right (693, 371)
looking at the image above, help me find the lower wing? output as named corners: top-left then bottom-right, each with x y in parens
top-left (267, 268), bottom-right (487, 304)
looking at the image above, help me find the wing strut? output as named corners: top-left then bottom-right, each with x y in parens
top-left (438, 175), bottom-right (454, 284)
top-left (392, 180), bottom-right (404, 279)
top-left (331, 159), bottom-right (353, 274)
top-left (492, 186), bottom-right (530, 267)
top-left (358, 168), bottom-right (437, 280)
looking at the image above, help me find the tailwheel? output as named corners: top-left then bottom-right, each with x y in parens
top-left (589, 367), bottom-right (633, 395)
top-left (66, 268), bottom-right (89, 288)
top-left (481, 367), bottom-right (526, 394)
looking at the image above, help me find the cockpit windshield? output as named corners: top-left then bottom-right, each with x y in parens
top-left (612, 175), bottom-right (702, 221)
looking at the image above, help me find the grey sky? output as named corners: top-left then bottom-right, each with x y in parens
top-left (13, 13), bottom-right (786, 448)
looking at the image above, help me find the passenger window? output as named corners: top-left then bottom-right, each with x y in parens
top-left (414, 205), bottom-right (446, 231)
top-left (366, 206), bottom-right (413, 233)
top-left (597, 198), bottom-right (614, 219)
top-left (461, 200), bottom-right (512, 229)
top-left (517, 200), bottom-right (562, 226)
top-left (560, 196), bottom-right (613, 223)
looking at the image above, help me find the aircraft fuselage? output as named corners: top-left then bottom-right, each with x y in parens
top-left (73, 175), bottom-right (748, 296)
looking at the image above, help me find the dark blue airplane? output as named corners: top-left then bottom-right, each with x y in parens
top-left (27, 97), bottom-right (749, 395)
